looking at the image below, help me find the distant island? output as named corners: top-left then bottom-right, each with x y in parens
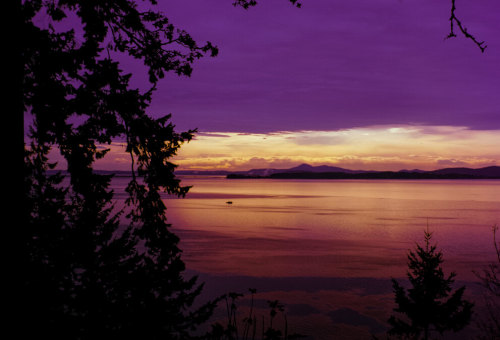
top-left (49, 164), bottom-right (500, 179)
top-left (177, 164), bottom-right (500, 180)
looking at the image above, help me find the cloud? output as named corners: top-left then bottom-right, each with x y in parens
top-left (46, 124), bottom-right (499, 171)
top-left (173, 125), bottom-right (500, 171)
top-left (291, 133), bottom-right (347, 146)
top-left (436, 159), bottom-right (470, 167)
top-left (194, 132), bottom-right (232, 138)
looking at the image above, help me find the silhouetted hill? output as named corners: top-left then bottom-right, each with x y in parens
top-left (430, 166), bottom-right (500, 177)
top-left (225, 165), bottom-right (500, 179)
top-left (265, 171), bottom-right (497, 180)
top-left (48, 165), bottom-right (500, 179)
top-left (286, 163), bottom-right (369, 174)
top-left (177, 164), bottom-right (370, 176)
top-left (398, 169), bottom-right (427, 173)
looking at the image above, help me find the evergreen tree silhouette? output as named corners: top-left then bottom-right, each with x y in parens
top-left (388, 229), bottom-right (473, 339)
top-left (22, 1), bottom-right (219, 338)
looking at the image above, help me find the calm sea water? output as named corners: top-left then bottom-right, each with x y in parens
top-left (112, 177), bottom-right (500, 339)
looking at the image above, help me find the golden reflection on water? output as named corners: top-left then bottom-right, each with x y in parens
top-left (161, 177), bottom-right (500, 280)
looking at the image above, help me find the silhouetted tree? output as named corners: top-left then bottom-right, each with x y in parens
top-left (22, 0), bottom-right (220, 338)
top-left (388, 229), bottom-right (473, 340)
top-left (474, 226), bottom-right (500, 339)
top-left (23, 0), bottom-right (308, 337)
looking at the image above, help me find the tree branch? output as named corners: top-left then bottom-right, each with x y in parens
top-left (446, 0), bottom-right (487, 52)
top-left (233, 0), bottom-right (301, 10)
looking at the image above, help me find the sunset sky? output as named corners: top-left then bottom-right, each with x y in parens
top-left (50, 0), bottom-right (500, 171)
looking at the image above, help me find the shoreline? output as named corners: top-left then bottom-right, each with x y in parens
top-left (227, 172), bottom-right (500, 180)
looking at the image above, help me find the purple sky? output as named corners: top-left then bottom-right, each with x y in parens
top-left (30, 0), bottom-right (500, 171)
top-left (119, 0), bottom-right (500, 134)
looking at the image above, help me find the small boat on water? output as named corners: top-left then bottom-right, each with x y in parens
top-left (226, 201), bottom-right (233, 205)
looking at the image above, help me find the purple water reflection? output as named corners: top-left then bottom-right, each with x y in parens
top-left (112, 177), bottom-right (500, 338)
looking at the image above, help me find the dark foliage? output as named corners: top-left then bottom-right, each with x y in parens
top-left (474, 226), bottom-right (500, 339)
top-left (22, 0), bottom-right (219, 338)
top-left (22, 1), bottom-right (305, 338)
top-left (388, 229), bottom-right (473, 339)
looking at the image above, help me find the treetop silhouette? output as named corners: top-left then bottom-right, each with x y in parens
top-left (23, 0), bottom-right (220, 338)
top-left (388, 229), bottom-right (473, 339)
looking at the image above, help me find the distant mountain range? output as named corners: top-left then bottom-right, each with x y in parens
top-left (48, 164), bottom-right (500, 179)
top-left (176, 164), bottom-right (500, 179)
top-left (175, 163), bottom-right (369, 176)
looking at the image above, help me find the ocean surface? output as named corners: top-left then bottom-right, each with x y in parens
top-left (112, 176), bottom-right (500, 339)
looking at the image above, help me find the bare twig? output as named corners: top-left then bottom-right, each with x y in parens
top-left (446, 0), bottom-right (487, 52)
